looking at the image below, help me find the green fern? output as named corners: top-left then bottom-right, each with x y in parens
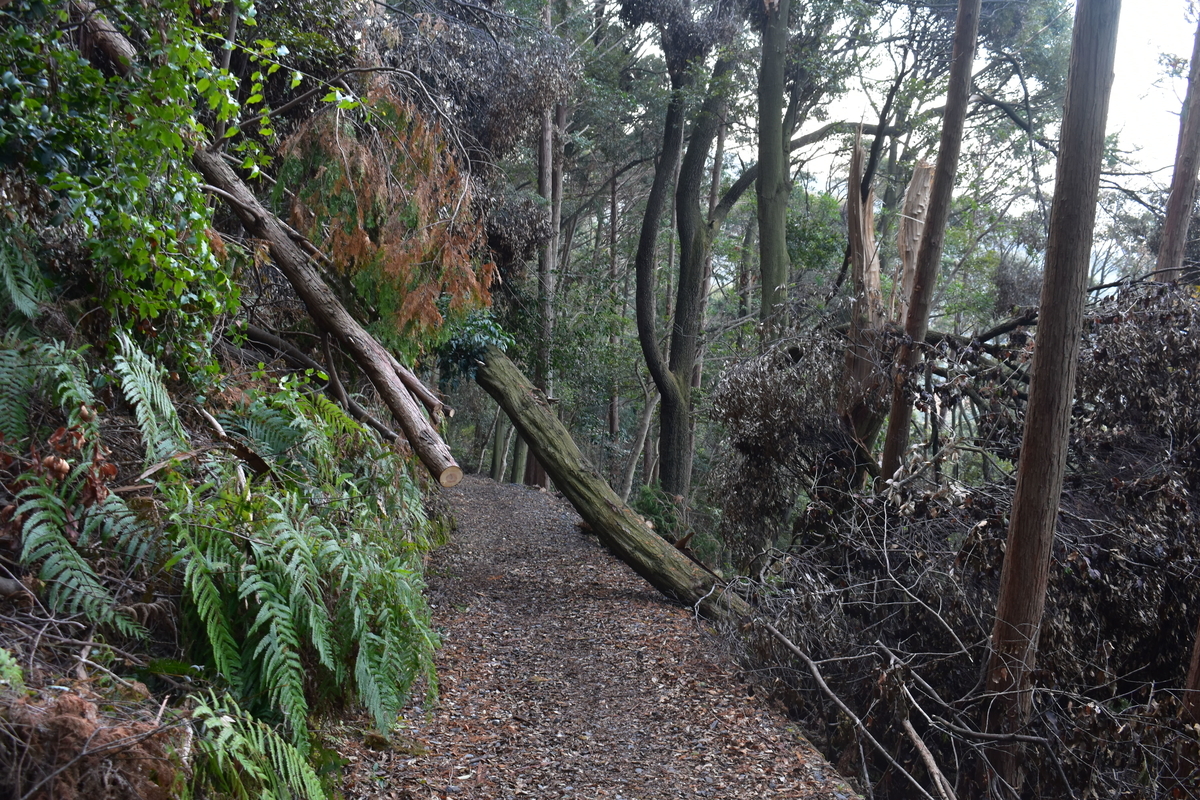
top-left (113, 332), bottom-right (189, 465)
top-left (189, 690), bottom-right (326, 800)
top-left (1, 337), bottom-right (149, 638)
top-left (166, 389), bottom-right (438, 743)
top-left (0, 223), bottom-right (47, 319)
top-left (0, 342), bottom-right (39, 444)
top-left (17, 480), bottom-right (145, 638)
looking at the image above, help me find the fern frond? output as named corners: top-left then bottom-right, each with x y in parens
top-left (80, 492), bottom-right (155, 565)
top-left (17, 481), bottom-right (145, 638)
top-left (0, 343), bottom-right (40, 444)
top-left (0, 224), bottom-right (47, 319)
top-left (45, 341), bottom-right (100, 435)
top-left (113, 332), bottom-right (188, 465)
top-left (240, 561), bottom-right (309, 743)
top-left (190, 690), bottom-right (325, 800)
top-left (179, 527), bottom-right (245, 690)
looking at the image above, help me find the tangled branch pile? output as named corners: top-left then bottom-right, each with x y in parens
top-left (712, 285), bottom-right (1200, 798)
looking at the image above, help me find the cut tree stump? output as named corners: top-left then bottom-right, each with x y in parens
top-left (475, 346), bottom-right (750, 622)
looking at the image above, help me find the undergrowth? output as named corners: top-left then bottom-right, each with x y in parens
top-left (0, 330), bottom-right (440, 798)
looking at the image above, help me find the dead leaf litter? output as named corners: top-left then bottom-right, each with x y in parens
top-left (334, 475), bottom-right (857, 800)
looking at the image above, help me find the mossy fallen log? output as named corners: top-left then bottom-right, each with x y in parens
top-left (475, 346), bottom-right (750, 622)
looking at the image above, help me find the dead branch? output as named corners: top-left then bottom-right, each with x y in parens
top-left (758, 620), bottom-right (938, 800)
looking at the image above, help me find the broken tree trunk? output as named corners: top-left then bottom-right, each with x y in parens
top-left (879, 0), bottom-right (982, 482)
top-left (475, 346), bottom-right (749, 622)
top-left (195, 152), bottom-right (461, 487)
top-left (839, 135), bottom-right (888, 449)
top-left (893, 161), bottom-right (935, 322)
top-left (78, 2), bottom-right (462, 488)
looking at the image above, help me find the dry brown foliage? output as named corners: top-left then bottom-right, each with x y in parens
top-left (280, 85), bottom-right (496, 337)
top-left (0, 690), bottom-right (181, 800)
top-left (713, 285), bottom-right (1200, 798)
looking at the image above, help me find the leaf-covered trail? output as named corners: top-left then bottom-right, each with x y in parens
top-left (338, 475), bottom-right (857, 799)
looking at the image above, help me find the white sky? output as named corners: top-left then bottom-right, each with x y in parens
top-left (798, 2), bottom-right (1198, 195)
top-left (1110, 0), bottom-right (1195, 182)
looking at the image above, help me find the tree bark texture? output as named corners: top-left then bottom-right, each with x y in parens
top-left (755, 0), bottom-right (793, 330)
top-left (981, 0), bottom-right (1121, 793)
top-left (1156, 14), bottom-right (1200, 282)
top-left (76, 1), bottom-right (463, 488)
top-left (893, 161), bottom-right (935, 322)
top-left (475, 347), bottom-right (749, 621)
top-left (879, 0), bottom-right (982, 482)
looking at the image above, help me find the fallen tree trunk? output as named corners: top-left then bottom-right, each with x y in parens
top-left (77, 1), bottom-right (462, 489)
top-left (193, 152), bottom-right (461, 487)
top-left (475, 346), bottom-right (749, 622)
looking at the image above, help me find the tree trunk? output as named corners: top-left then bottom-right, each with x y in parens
top-left (475, 347), bottom-right (748, 621)
top-left (608, 171), bottom-right (621, 439)
top-left (633, 64), bottom-right (689, 496)
top-left (981, 1), bottom-right (1121, 793)
top-left (509, 436), bottom-right (528, 484)
top-left (879, 0), bottom-right (982, 482)
top-left (756, 0), bottom-right (792, 331)
top-left (1156, 14), bottom-right (1200, 282)
top-left (693, 114), bottom-right (726, 391)
top-left (491, 416), bottom-right (513, 482)
top-left (737, 216), bottom-right (757, 346)
top-left (893, 162), bottom-right (935, 322)
top-left (621, 389), bottom-right (660, 502)
top-left (839, 136), bottom-right (888, 450)
top-left (658, 58), bottom-right (733, 500)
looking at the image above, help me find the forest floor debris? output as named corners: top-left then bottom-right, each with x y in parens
top-left (332, 475), bottom-right (856, 799)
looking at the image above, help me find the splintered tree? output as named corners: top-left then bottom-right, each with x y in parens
top-left (878, 0), bottom-right (981, 482)
top-left (982, 0), bottom-right (1121, 794)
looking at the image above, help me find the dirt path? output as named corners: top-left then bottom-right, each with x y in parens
top-left (339, 475), bottom-right (856, 799)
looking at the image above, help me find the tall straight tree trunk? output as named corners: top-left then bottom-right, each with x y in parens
top-left (527, 0), bottom-right (560, 489)
top-left (981, 1), bottom-right (1121, 794)
top-left (491, 416), bottom-right (514, 481)
top-left (737, 216), bottom-right (757, 346)
top-left (509, 436), bottom-right (528, 484)
top-left (621, 389), bottom-right (660, 502)
top-left (1157, 15), bottom-right (1200, 282)
top-left (609, 172), bottom-right (621, 438)
top-left (879, 0), bottom-right (982, 482)
top-left (694, 114), bottom-right (726, 390)
top-left (755, 0), bottom-right (792, 331)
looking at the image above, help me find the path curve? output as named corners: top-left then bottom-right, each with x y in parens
top-left (340, 476), bottom-right (857, 799)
